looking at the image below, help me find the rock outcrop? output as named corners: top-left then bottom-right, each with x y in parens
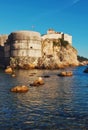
top-left (58, 71), bottom-right (73, 76)
top-left (37, 39), bottom-right (79, 69)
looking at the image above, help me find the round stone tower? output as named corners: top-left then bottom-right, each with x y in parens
top-left (4, 30), bottom-right (42, 67)
top-left (9, 31), bottom-right (41, 57)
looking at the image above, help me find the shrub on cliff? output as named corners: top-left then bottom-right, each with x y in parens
top-left (77, 55), bottom-right (88, 62)
top-left (53, 38), bottom-right (69, 47)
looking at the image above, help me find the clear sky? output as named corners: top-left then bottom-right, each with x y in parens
top-left (0, 0), bottom-right (88, 57)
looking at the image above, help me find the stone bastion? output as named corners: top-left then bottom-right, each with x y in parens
top-left (4, 31), bottom-right (42, 67)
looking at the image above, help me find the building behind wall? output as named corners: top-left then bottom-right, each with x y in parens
top-left (41, 29), bottom-right (72, 58)
top-left (62, 33), bottom-right (72, 45)
top-left (42, 29), bottom-right (63, 40)
top-left (42, 29), bottom-right (72, 45)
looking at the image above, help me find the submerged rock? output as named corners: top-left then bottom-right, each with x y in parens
top-left (42, 75), bottom-right (50, 78)
top-left (30, 77), bottom-right (44, 86)
top-left (83, 67), bottom-right (88, 73)
top-left (10, 85), bottom-right (29, 92)
top-left (11, 73), bottom-right (16, 77)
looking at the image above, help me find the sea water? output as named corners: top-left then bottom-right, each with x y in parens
top-left (0, 66), bottom-right (88, 130)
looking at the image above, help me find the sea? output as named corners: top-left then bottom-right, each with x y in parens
top-left (0, 66), bottom-right (88, 130)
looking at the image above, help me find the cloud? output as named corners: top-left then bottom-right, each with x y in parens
top-left (72, 0), bottom-right (80, 5)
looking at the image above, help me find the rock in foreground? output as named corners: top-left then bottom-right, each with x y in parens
top-left (10, 85), bottom-right (29, 92)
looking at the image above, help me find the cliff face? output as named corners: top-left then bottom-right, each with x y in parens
top-left (37, 39), bottom-right (79, 69)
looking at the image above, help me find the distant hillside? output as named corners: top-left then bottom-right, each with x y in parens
top-left (77, 55), bottom-right (88, 62)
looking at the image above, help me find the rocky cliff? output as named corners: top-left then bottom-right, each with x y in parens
top-left (10, 38), bottom-right (79, 69)
top-left (37, 39), bottom-right (79, 69)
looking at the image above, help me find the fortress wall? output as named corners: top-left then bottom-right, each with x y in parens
top-left (42, 33), bottom-right (62, 40)
top-left (62, 34), bottom-right (72, 45)
top-left (11, 48), bottom-right (41, 57)
top-left (7, 31), bottom-right (42, 57)
top-left (11, 41), bottom-right (41, 50)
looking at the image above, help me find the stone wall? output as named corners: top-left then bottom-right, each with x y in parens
top-left (4, 31), bottom-right (42, 66)
top-left (42, 33), bottom-right (62, 40)
top-left (62, 34), bottom-right (72, 45)
top-left (8, 31), bottom-right (42, 58)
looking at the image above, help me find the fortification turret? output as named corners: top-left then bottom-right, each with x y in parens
top-left (8, 31), bottom-right (41, 57)
top-left (4, 30), bottom-right (42, 66)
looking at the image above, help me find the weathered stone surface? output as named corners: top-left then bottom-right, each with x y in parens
top-left (58, 71), bottom-right (73, 76)
top-left (10, 85), bottom-right (29, 92)
top-left (37, 39), bottom-right (79, 69)
top-left (9, 31), bottom-right (41, 40)
top-left (10, 57), bottom-right (38, 69)
top-left (8, 31), bottom-right (42, 57)
top-left (18, 63), bottom-right (35, 69)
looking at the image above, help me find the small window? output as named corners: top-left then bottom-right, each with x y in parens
top-left (30, 46), bottom-right (33, 49)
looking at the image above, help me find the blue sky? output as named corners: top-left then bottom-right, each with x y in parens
top-left (0, 0), bottom-right (88, 57)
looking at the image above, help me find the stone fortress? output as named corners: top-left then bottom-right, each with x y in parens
top-left (42, 29), bottom-right (72, 45)
top-left (0, 29), bottom-right (73, 68)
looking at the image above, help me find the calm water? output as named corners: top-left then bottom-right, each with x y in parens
top-left (0, 66), bottom-right (88, 130)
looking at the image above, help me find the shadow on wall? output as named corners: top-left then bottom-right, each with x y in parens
top-left (0, 45), bottom-right (4, 67)
top-left (0, 45), bottom-right (10, 68)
